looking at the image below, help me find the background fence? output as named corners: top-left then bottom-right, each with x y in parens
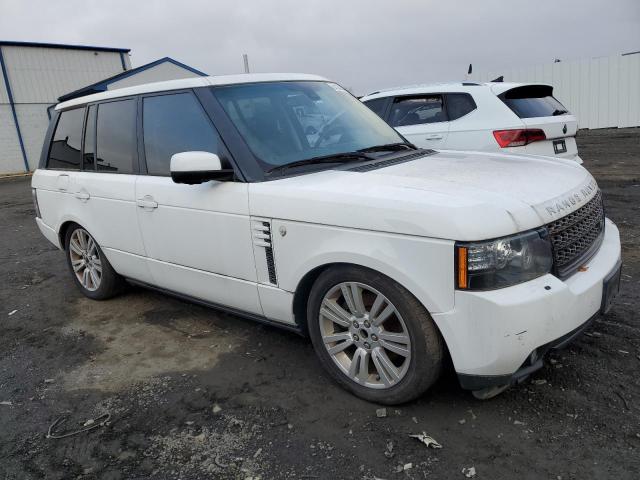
top-left (471, 52), bottom-right (640, 129)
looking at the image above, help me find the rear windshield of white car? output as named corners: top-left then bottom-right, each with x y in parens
top-left (213, 81), bottom-right (404, 169)
top-left (499, 85), bottom-right (569, 119)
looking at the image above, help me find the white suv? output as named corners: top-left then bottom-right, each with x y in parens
top-left (361, 82), bottom-right (583, 163)
top-left (32, 74), bottom-right (621, 403)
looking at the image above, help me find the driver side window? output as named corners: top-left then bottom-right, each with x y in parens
top-left (389, 95), bottom-right (447, 127)
top-left (142, 92), bottom-right (223, 176)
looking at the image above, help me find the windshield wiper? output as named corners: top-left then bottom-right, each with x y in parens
top-left (267, 152), bottom-right (374, 174)
top-left (357, 142), bottom-right (416, 153)
top-left (552, 109), bottom-right (568, 116)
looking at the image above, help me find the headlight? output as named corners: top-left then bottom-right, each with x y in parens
top-left (456, 229), bottom-right (553, 290)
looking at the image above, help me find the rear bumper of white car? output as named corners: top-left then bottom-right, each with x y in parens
top-left (36, 217), bottom-right (62, 249)
top-left (433, 218), bottom-right (621, 390)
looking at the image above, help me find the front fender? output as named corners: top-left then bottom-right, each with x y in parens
top-left (271, 220), bottom-right (455, 315)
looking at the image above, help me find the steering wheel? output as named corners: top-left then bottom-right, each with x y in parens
top-left (312, 110), bottom-right (346, 148)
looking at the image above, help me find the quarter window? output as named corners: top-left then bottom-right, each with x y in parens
top-left (389, 95), bottom-right (446, 127)
top-left (446, 93), bottom-right (477, 120)
top-left (96, 99), bottom-right (137, 174)
top-left (47, 108), bottom-right (84, 170)
top-left (142, 92), bottom-right (220, 176)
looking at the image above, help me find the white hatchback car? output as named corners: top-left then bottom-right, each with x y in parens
top-left (360, 82), bottom-right (583, 163)
top-left (32, 74), bottom-right (621, 403)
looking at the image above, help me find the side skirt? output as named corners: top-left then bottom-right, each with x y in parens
top-left (125, 278), bottom-right (304, 336)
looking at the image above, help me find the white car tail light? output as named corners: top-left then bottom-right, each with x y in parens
top-left (31, 188), bottom-right (41, 218)
top-left (493, 129), bottom-right (546, 148)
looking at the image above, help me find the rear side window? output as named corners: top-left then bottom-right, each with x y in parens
top-left (47, 108), bottom-right (84, 170)
top-left (96, 99), bottom-right (137, 174)
top-left (389, 95), bottom-right (446, 127)
top-left (142, 92), bottom-right (220, 176)
top-left (446, 93), bottom-right (477, 120)
top-left (499, 85), bottom-right (569, 119)
top-left (363, 98), bottom-right (388, 118)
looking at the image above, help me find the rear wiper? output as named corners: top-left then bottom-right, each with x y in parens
top-left (358, 142), bottom-right (416, 153)
top-left (267, 151), bottom-right (374, 174)
top-left (552, 109), bottom-right (568, 116)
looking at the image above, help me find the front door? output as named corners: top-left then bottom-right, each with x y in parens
top-left (134, 90), bottom-right (261, 315)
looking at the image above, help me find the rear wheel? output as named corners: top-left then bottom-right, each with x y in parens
top-left (307, 265), bottom-right (443, 404)
top-left (64, 224), bottom-right (124, 300)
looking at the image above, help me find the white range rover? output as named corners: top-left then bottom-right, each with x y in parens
top-left (32, 74), bottom-right (621, 403)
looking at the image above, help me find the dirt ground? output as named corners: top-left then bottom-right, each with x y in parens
top-left (1, 128), bottom-right (638, 480)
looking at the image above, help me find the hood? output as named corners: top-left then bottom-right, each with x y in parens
top-left (249, 150), bottom-right (598, 241)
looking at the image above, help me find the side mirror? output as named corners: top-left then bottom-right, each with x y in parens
top-left (170, 151), bottom-right (234, 184)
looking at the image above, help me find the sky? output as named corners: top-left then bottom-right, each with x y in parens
top-left (1, 0), bottom-right (639, 95)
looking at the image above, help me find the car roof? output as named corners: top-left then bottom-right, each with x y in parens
top-left (55, 73), bottom-right (330, 110)
top-left (361, 82), bottom-right (552, 100)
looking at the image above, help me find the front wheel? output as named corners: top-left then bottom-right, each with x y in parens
top-left (307, 265), bottom-right (444, 404)
top-left (64, 224), bottom-right (124, 300)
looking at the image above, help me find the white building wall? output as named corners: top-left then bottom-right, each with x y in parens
top-left (0, 105), bottom-right (24, 174)
top-left (108, 62), bottom-right (201, 89)
top-left (471, 52), bottom-right (640, 129)
top-left (0, 62), bottom-right (9, 104)
top-left (3, 46), bottom-right (127, 103)
top-left (14, 104), bottom-right (53, 170)
top-left (1, 45), bottom-right (128, 173)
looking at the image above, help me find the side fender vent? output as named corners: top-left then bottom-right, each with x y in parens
top-left (252, 220), bottom-right (277, 285)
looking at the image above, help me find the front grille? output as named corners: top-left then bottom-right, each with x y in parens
top-left (546, 190), bottom-right (605, 278)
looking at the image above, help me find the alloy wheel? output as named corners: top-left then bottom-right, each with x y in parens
top-left (69, 229), bottom-right (102, 292)
top-left (319, 282), bottom-right (411, 389)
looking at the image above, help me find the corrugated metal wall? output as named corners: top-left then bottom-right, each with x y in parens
top-left (471, 52), bottom-right (640, 129)
top-left (3, 47), bottom-right (127, 103)
top-left (0, 45), bottom-right (127, 174)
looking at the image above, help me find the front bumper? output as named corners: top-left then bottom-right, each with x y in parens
top-left (432, 218), bottom-right (621, 390)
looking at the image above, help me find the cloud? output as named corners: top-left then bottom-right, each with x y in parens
top-left (1, 0), bottom-right (638, 94)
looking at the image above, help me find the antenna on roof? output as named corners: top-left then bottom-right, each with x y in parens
top-left (242, 54), bottom-right (250, 73)
top-left (490, 75), bottom-right (504, 82)
top-left (466, 63), bottom-right (472, 80)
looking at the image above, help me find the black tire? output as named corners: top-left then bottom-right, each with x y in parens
top-left (64, 223), bottom-right (124, 300)
top-left (307, 265), bottom-right (443, 404)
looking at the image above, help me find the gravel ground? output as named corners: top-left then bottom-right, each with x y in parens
top-left (1, 128), bottom-right (638, 480)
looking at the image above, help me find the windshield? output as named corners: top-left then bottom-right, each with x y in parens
top-left (500, 85), bottom-right (570, 119)
top-left (213, 81), bottom-right (406, 170)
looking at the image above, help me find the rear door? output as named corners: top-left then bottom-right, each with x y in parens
top-left (77, 98), bottom-right (151, 282)
top-left (388, 94), bottom-right (449, 149)
top-left (496, 85), bottom-right (579, 161)
top-left (135, 90), bottom-right (261, 315)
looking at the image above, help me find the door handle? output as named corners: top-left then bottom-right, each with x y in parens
top-left (425, 134), bottom-right (443, 140)
top-left (74, 191), bottom-right (90, 201)
top-left (137, 196), bottom-right (158, 210)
